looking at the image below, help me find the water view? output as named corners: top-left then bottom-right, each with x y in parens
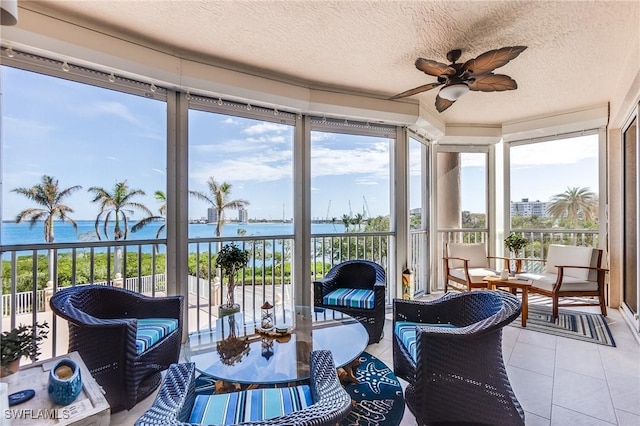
top-left (0, 221), bottom-right (347, 246)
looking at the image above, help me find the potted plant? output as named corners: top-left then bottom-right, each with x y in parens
top-left (1, 322), bottom-right (49, 377)
top-left (216, 243), bottom-right (249, 317)
top-left (504, 233), bottom-right (529, 272)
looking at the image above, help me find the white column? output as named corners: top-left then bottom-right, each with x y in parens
top-left (293, 116), bottom-right (312, 308)
top-left (166, 90), bottom-right (190, 342)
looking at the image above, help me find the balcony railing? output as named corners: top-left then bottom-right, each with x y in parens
top-left (1, 231), bottom-right (397, 362)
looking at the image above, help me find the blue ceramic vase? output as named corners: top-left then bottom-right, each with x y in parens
top-left (48, 359), bottom-right (82, 406)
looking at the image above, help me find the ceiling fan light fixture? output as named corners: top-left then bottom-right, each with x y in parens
top-left (439, 83), bottom-right (469, 101)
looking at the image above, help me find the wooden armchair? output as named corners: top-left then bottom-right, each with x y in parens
top-left (443, 242), bottom-right (510, 292)
top-left (517, 244), bottom-right (608, 318)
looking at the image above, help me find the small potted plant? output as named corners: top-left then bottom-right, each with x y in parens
top-left (504, 233), bottom-right (529, 272)
top-left (216, 243), bottom-right (249, 317)
top-left (1, 322), bottom-right (49, 377)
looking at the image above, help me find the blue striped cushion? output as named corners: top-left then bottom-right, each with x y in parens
top-left (394, 321), bottom-right (457, 362)
top-left (135, 318), bottom-right (179, 355)
top-left (323, 288), bottom-right (375, 309)
top-left (189, 385), bottom-right (313, 424)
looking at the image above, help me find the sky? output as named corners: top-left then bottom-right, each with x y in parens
top-left (1, 66), bottom-right (599, 223)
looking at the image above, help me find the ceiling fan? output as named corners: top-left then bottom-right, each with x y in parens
top-left (390, 46), bottom-right (527, 112)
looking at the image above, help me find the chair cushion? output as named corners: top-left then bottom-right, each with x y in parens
top-left (545, 244), bottom-right (594, 280)
top-left (135, 318), bottom-right (179, 355)
top-left (518, 272), bottom-right (599, 292)
top-left (449, 267), bottom-right (496, 284)
top-left (189, 385), bottom-right (313, 424)
top-left (447, 243), bottom-right (488, 268)
top-left (394, 321), bottom-right (457, 362)
top-left (323, 288), bottom-right (375, 309)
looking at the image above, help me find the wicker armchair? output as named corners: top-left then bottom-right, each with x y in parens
top-left (134, 350), bottom-right (352, 426)
top-left (393, 291), bottom-right (524, 426)
top-left (313, 259), bottom-right (386, 344)
top-left (49, 285), bottom-right (184, 413)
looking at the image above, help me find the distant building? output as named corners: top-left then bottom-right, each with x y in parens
top-left (238, 208), bottom-right (248, 223)
top-left (207, 208), bottom-right (218, 223)
top-left (510, 198), bottom-right (552, 217)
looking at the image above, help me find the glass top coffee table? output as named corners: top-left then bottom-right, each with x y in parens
top-left (184, 306), bottom-right (369, 385)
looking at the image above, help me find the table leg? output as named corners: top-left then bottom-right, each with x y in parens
top-left (521, 287), bottom-right (528, 327)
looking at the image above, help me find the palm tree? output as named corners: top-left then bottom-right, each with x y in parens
top-left (341, 214), bottom-right (352, 232)
top-left (352, 213), bottom-right (365, 231)
top-left (189, 177), bottom-right (249, 237)
top-left (88, 181), bottom-right (153, 275)
top-left (12, 175), bottom-right (82, 281)
top-left (547, 186), bottom-right (598, 228)
top-left (132, 190), bottom-right (167, 238)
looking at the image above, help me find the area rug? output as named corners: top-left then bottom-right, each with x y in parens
top-left (193, 351), bottom-right (405, 426)
top-left (339, 352), bottom-right (405, 426)
top-left (512, 304), bottom-right (615, 346)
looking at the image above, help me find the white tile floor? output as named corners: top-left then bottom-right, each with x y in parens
top-left (114, 298), bottom-right (640, 426)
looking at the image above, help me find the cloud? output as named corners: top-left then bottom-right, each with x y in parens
top-left (2, 116), bottom-right (54, 141)
top-left (311, 142), bottom-right (390, 179)
top-left (510, 135), bottom-right (598, 167)
top-left (90, 101), bottom-right (142, 126)
top-left (152, 168), bottom-right (165, 174)
top-left (242, 122), bottom-right (290, 135)
top-left (190, 158), bottom-right (292, 184)
top-left (222, 117), bottom-right (240, 125)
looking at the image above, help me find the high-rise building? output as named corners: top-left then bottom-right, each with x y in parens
top-left (510, 198), bottom-right (552, 217)
top-left (238, 208), bottom-right (248, 223)
top-left (207, 208), bottom-right (218, 223)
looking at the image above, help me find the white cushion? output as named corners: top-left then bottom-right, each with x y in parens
top-left (545, 244), bottom-right (594, 281)
top-left (450, 267), bottom-right (496, 284)
top-left (447, 243), bottom-right (488, 268)
top-left (518, 272), bottom-right (599, 292)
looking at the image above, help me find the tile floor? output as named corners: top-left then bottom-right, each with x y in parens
top-left (114, 297), bottom-right (640, 426)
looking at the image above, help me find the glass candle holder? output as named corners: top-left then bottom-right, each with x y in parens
top-left (261, 300), bottom-right (274, 330)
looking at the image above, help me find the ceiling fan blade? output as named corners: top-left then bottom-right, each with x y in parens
top-left (389, 82), bottom-right (442, 100)
top-left (415, 58), bottom-right (456, 77)
top-left (435, 95), bottom-right (455, 112)
top-left (462, 46), bottom-right (527, 75)
top-left (468, 74), bottom-right (518, 92)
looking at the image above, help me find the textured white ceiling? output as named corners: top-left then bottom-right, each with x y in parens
top-left (23, 0), bottom-right (640, 126)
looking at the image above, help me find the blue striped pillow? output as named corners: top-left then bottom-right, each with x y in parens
top-left (394, 321), bottom-right (457, 362)
top-left (135, 318), bottom-right (179, 355)
top-left (323, 288), bottom-right (375, 309)
top-left (189, 385), bottom-right (313, 424)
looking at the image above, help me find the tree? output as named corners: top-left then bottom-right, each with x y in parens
top-left (341, 214), bottom-right (352, 232)
top-left (547, 186), bottom-right (598, 228)
top-left (88, 181), bottom-right (152, 275)
top-left (351, 213), bottom-right (365, 231)
top-left (132, 190), bottom-right (167, 238)
top-left (189, 177), bottom-right (249, 237)
top-left (88, 181), bottom-right (152, 241)
top-left (12, 175), bottom-right (82, 282)
top-left (12, 175), bottom-right (82, 244)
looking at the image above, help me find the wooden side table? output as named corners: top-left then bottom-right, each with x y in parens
top-left (1, 351), bottom-right (110, 426)
top-left (484, 276), bottom-right (532, 327)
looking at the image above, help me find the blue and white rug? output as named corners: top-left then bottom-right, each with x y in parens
top-left (339, 352), bottom-right (404, 426)
top-left (513, 304), bottom-right (616, 346)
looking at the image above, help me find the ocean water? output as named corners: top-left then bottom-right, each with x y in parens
top-left (0, 221), bottom-right (346, 246)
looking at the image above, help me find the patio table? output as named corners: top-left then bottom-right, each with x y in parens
top-left (184, 306), bottom-right (368, 385)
